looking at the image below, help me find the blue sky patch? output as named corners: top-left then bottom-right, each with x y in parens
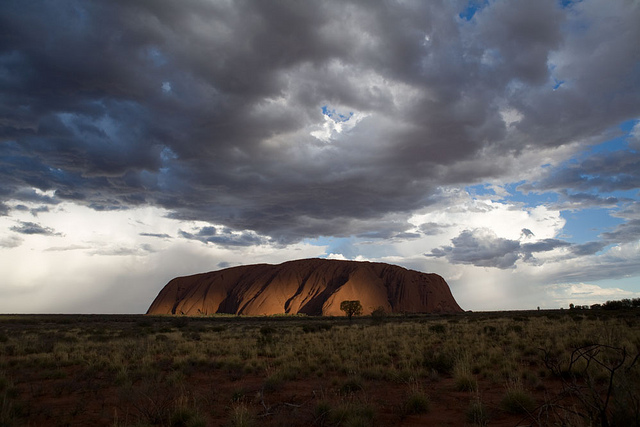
top-left (321, 105), bottom-right (354, 123)
top-left (560, 207), bottom-right (624, 243)
top-left (458, 0), bottom-right (488, 21)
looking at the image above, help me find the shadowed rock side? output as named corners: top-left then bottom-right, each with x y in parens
top-left (146, 258), bottom-right (462, 316)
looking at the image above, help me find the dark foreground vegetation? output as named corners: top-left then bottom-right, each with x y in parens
top-left (1, 309), bottom-right (639, 426)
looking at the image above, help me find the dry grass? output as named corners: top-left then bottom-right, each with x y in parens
top-left (0, 311), bottom-right (638, 426)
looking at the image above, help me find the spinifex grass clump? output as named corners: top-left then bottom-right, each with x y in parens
top-left (501, 380), bottom-right (535, 415)
top-left (403, 390), bottom-right (431, 415)
top-left (453, 356), bottom-right (478, 392)
top-left (466, 396), bottom-right (489, 426)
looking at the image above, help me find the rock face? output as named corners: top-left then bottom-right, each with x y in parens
top-left (146, 258), bottom-right (462, 316)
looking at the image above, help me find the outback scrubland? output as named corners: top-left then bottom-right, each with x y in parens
top-left (1, 310), bottom-right (639, 427)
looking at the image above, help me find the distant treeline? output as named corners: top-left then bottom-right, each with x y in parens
top-left (572, 298), bottom-right (640, 310)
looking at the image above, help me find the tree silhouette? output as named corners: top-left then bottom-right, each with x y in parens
top-left (340, 300), bottom-right (362, 321)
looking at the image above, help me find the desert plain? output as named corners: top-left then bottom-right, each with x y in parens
top-left (1, 309), bottom-right (639, 427)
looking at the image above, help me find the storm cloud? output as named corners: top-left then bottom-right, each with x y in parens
top-left (1, 0), bottom-right (638, 243)
top-left (179, 226), bottom-right (270, 247)
top-left (428, 228), bottom-right (581, 269)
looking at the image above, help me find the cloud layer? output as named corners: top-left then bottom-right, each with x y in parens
top-left (2, 0), bottom-right (638, 243)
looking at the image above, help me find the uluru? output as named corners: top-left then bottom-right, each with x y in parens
top-left (147, 258), bottom-right (462, 316)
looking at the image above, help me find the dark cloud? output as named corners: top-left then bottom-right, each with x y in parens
top-left (522, 150), bottom-right (640, 196)
top-left (13, 204), bottom-right (50, 216)
top-left (427, 229), bottom-right (521, 269)
top-left (10, 188), bottom-right (59, 205)
top-left (179, 226), bottom-right (269, 247)
top-left (427, 228), bottom-right (576, 269)
top-left (1, 0), bottom-right (639, 242)
top-left (394, 231), bottom-right (422, 240)
top-left (521, 238), bottom-right (571, 254)
top-left (29, 206), bottom-right (49, 216)
top-left (612, 202), bottom-right (640, 221)
top-left (600, 219), bottom-right (640, 244)
top-left (571, 241), bottom-right (607, 256)
top-left (10, 221), bottom-right (61, 236)
top-left (519, 148), bottom-right (640, 245)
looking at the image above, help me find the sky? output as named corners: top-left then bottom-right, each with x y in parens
top-left (1, 0), bottom-right (639, 314)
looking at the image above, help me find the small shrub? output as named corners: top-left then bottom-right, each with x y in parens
top-left (231, 389), bottom-right (245, 402)
top-left (182, 331), bottom-right (201, 341)
top-left (330, 402), bottom-right (375, 427)
top-left (173, 317), bottom-right (189, 328)
top-left (228, 403), bottom-right (255, 427)
top-left (455, 373), bottom-right (478, 392)
top-left (466, 398), bottom-right (489, 426)
top-left (506, 324), bottom-right (523, 334)
top-left (501, 382), bottom-right (535, 414)
top-left (339, 377), bottom-right (364, 395)
top-left (262, 374), bottom-right (284, 393)
top-left (454, 358), bottom-right (478, 392)
top-left (302, 324), bottom-right (317, 333)
top-left (403, 391), bottom-right (430, 415)
top-left (422, 352), bottom-right (455, 375)
top-left (170, 407), bottom-right (206, 427)
top-left (259, 326), bottom-right (276, 336)
top-left (257, 326), bottom-right (276, 345)
top-left (136, 319), bottom-right (153, 328)
top-left (429, 324), bottom-right (446, 334)
top-left (302, 322), bottom-right (333, 333)
top-left (314, 400), bottom-right (332, 424)
top-left (371, 307), bottom-right (387, 324)
top-left (317, 322), bottom-right (332, 331)
top-left (483, 325), bottom-right (497, 335)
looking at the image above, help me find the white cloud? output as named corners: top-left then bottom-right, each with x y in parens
top-left (0, 203), bottom-right (327, 313)
top-left (500, 107), bottom-right (523, 127)
top-left (545, 283), bottom-right (638, 308)
top-left (408, 188), bottom-right (564, 242)
top-left (310, 108), bottom-right (368, 143)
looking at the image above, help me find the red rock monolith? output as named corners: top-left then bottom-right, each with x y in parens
top-left (146, 258), bottom-right (462, 316)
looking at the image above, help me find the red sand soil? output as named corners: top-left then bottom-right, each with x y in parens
top-left (10, 362), bottom-right (570, 426)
